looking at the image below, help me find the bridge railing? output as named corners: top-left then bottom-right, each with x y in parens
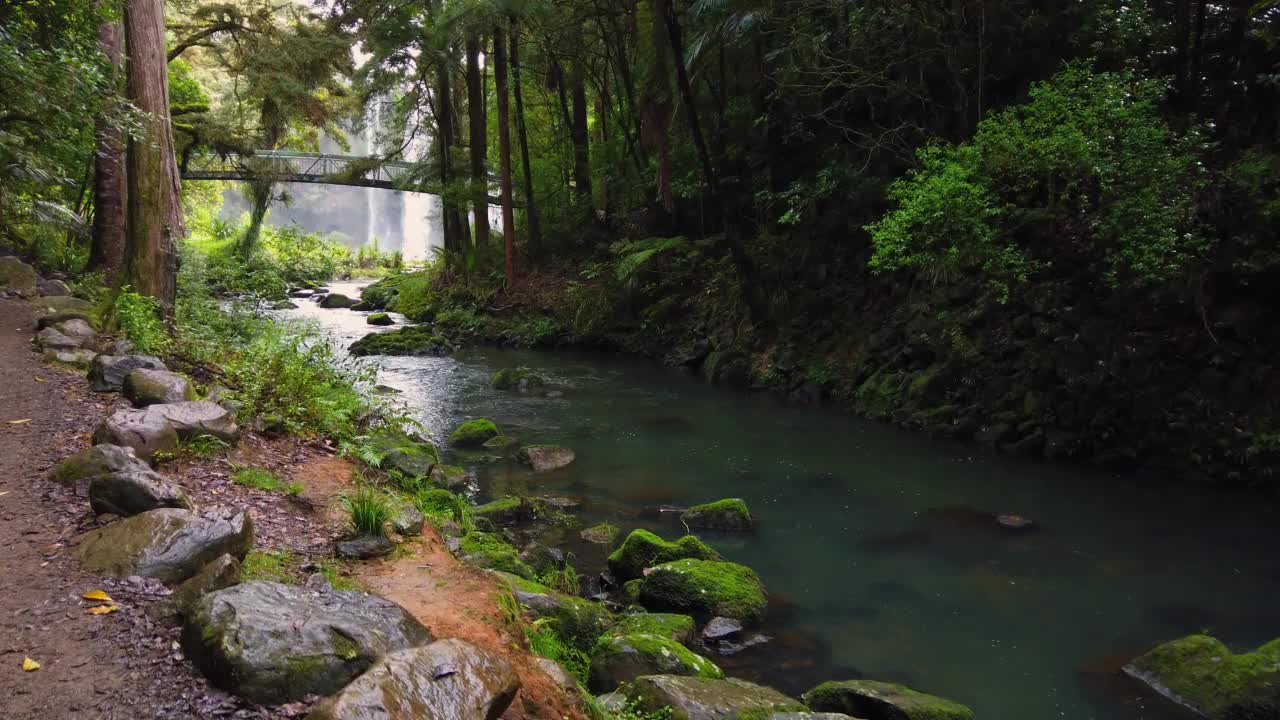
top-left (183, 150), bottom-right (418, 188)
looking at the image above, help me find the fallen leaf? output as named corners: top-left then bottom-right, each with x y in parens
top-left (86, 605), bottom-right (119, 615)
top-left (81, 590), bottom-right (113, 603)
top-left (34, 377), bottom-right (45, 383)
top-left (0, 491), bottom-right (8, 497)
top-left (7, 419), bottom-right (32, 425)
top-left (22, 657), bottom-right (40, 671)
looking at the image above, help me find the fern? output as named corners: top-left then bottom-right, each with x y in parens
top-left (613, 236), bottom-right (689, 284)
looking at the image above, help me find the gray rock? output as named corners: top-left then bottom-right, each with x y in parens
top-left (89, 354), bottom-right (168, 392)
top-left (183, 580), bottom-right (432, 704)
top-left (802, 680), bottom-right (973, 720)
top-left (596, 692), bottom-right (628, 713)
top-left (702, 617), bottom-right (744, 643)
top-left (147, 554), bottom-right (242, 621)
top-left (337, 534), bottom-right (395, 559)
top-left (516, 445), bottom-right (576, 472)
top-left (53, 317), bottom-right (96, 343)
top-left (93, 407), bottom-right (179, 462)
top-left (124, 368), bottom-right (195, 407)
top-left (36, 326), bottom-right (83, 350)
top-left (627, 675), bottom-right (806, 720)
top-left (319, 293), bottom-right (354, 308)
top-left (391, 504), bottom-right (426, 536)
top-left (307, 639), bottom-right (519, 720)
top-left (271, 300), bottom-right (299, 310)
top-left (0, 256), bottom-right (38, 296)
top-left (89, 469), bottom-right (193, 517)
top-left (32, 295), bottom-right (93, 315)
top-left (144, 401), bottom-right (239, 442)
top-left (288, 288), bottom-right (314, 298)
top-left (50, 444), bottom-right (151, 489)
top-left (37, 278), bottom-right (70, 296)
top-left (35, 309), bottom-right (96, 331)
top-left (43, 347), bottom-right (97, 368)
top-left (78, 507), bottom-right (253, 584)
top-left (535, 656), bottom-right (578, 692)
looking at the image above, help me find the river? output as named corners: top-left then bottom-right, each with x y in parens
top-left (285, 282), bottom-right (1279, 720)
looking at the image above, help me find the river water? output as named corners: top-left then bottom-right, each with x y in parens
top-left (286, 282), bottom-right (1279, 720)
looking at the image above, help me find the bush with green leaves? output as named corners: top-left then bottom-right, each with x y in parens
top-left (112, 286), bottom-right (170, 354)
top-left (867, 63), bottom-right (1207, 300)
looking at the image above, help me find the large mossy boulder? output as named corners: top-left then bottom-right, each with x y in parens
top-left (490, 572), bottom-right (613, 650)
top-left (472, 496), bottom-right (538, 526)
top-left (609, 613), bottom-right (696, 645)
top-left (449, 419), bottom-right (500, 447)
top-left (627, 675), bottom-right (805, 720)
top-left (456, 532), bottom-right (534, 578)
top-left (803, 680), bottom-right (973, 720)
top-left (49, 444), bottom-right (150, 489)
top-left (123, 368), bottom-right (195, 407)
top-left (0, 256), bottom-right (38, 296)
top-left (1122, 634), bottom-right (1280, 719)
top-left (638, 559), bottom-right (767, 625)
top-left (307, 639), bottom-right (520, 720)
top-left (93, 409), bottom-right (179, 463)
top-left (366, 312), bottom-right (394, 326)
top-left (589, 634), bottom-right (723, 693)
top-left (88, 354), bottom-right (167, 392)
top-left (489, 367), bottom-right (545, 392)
top-left (349, 326), bottom-right (453, 357)
top-left (681, 499), bottom-right (753, 531)
top-left (516, 445), bottom-right (576, 471)
top-left (88, 468), bottom-right (193, 517)
top-left (581, 522), bottom-right (622, 546)
top-left (369, 433), bottom-right (439, 478)
top-left (183, 581), bottom-right (432, 704)
top-left (608, 529), bottom-right (720, 580)
top-left (319, 293), bottom-right (355, 308)
top-left (77, 507), bottom-right (253, 584)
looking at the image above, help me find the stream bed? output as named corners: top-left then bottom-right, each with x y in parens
top-left (286, 282), bottom-right (1280, 720)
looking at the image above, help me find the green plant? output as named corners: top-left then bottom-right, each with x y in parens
top-left (232, 466), bottom-right (302, 495)
top-left (112, 286), bottom-right (171, 354)
top-left (525, 618), bottom-right (591, 686)
top-left (537, 553), bottom-right (581, 595)
top-left (342, 484), bottom-right (392, 536)
top-left (180, 433), bottom-right (232, 457)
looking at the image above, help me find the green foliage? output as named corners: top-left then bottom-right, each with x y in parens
top-left (614, 237), bottom-right (690, 287)
top-left (232, 466), bottom-right (302, 495)
top-left (537, 556), bottom-right (581, 595)
top-left (241, 549), bottom-right (363, 591)
top-left (526, 618), bottom-right (592, 686)
top-left (112, 287), bottom-right (171, 354)
top-left (342, 484), bottom-right (393, 536)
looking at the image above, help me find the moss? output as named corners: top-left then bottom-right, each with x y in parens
top-left (803, 679), bottom-right (973, 720)
top-left (589, 633), bottom-right (723, 692)
top-left (623, 579), bottom-right (643, 604)
top-left (429, 463), bottom-right (469, 489)
top-left (413, 488), bottom-right (465, 523)
top-left (638, 559), bottom-right (767, 625)
top-left (458, 531), bottom-right (534, 579)
top-left (1124, 634), bottom-right (1280, 718)
top-left (490, 367), bottom-right (546, 391)
top-left (681, 498), bottom-right (753, 531)
top-left (365, 312), bottom-right (393, 326)
top-left (472, 496), bottom-right (537, 525)
top-left (482, 434), bottom-right (518, 450)
top-left (449, 418), bottom-right (500, 447)
top-left (610, 613), bottom-right (696, 644)
top-left (492, 570), bottom-right (556, 595)
top-left (241, 550), bottom-right (297, 584)
top-left (580, 522), bottom-right (622, 546)
top-left (608, 529), bottom-right (720, 580)
top-left (366, 432), bottom-right (439, 478)
top-left (349, 325), bottom-right (453, 357)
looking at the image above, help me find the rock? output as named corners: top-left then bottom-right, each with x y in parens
top-left (0, 256), bottom-right (38, 296)
top-left (288, 288), bottom-right (314, 298)
top-left (589, 634), bottom-right (723, 693)
top-left (336, 534), bottom-right (395, 559)
top-left (681, 499), bottom-right (753, 531)
top-left (368, 433), bottom-right (439, 477)
top-left (701, 617), bottom-right (744, 644)
top-left (50, 444), bottom-right (150, 488)
top-left (38, 278), bottom-right (71, 296)
top-left (482, 434), bottom-right (518, 450)
top-left (147, 554), bottom-right (242, 621)
top-left (1122, 634), bottom-right (1280, 719)
top-left (472, 496), bottom-right (538, 525)
top-left (35, 326), bottom-right (83, 350)
top-left (627, 675), bottom-right (805, 720)
top-left (449, 419), bottom-right (500, 447)
top-left (366, 312), bottom-right (394, 326)
top-left (535, 656), bottom-right (578, 692)
top-left (44, 347), bottom-right (97, 368)
top-left (33, 294), bottom-right (94, 315)
top-left (145, 401), bottom-right (239, 442)
top-left (89, 469), bottom-right (193, 517)
top-left (516, 445), bottom-right (575, 471)
top-left (391, 503), bottom-right (425, 536)
top-left (430, 463), bottom-right (472, 490)
top-left (123, 368), bottom-right (195, 407)
top-left (518, 542), bottom-right (565, 576)
top-left (349, 300), bottom-right (373, 311)
top-left (88, 354), bottom-right (167, 392)
top-left (596, 693), bottom-right (628, 714)
top-left (608, 529), bottom-right (720, 581)
top-left (638, 559), bottom-right (767, 625)
top-left (306, 639), bottom-right (518, 720)
top-left (183, 581), bottom-right (432, 704)
top-left (319, 293), bottom-right (354, 308)
top-left (611, 613), bottom-right (696, 645)
top-left (803, 680), bottom-right (973, 720)
top-left (78, 507), bottom-right (253, 584)
top-left (489, 367), bottom-right (545, 392)
top-left (52, 317), bottom-right (95, 343)
top-left (768, 715), bottom-right (857, 720)
top-left (581, 522), bottom-right (621, 546)
top-left (455, 532), bottom-right (534, 579)
top-left (93, 407), bottom-right (179, 462)
top-left (271, 300), bottom-right (299, 310)
top-left (35, 309), bottom-right (97, 331)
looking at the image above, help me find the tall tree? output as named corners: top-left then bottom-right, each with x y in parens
top-left (125, 0), bottom-right (184, 310)
top-left (88, 17), bottom-right (126, 277)
top-left (494, 21), bottom-right (516, 286)
top-left (569, 52), bottom-right (592, 202)
top-left (509, 19), bottom-right (540, 256)
top-left (465, 31), bottom-right (489, 249)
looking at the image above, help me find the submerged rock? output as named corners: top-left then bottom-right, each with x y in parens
top-left (681, 499), bottom-right (753, 531)
top-left (88, 468), bottom-right (193, 517)
top-left (349, 326), bottom-right (454, 357)
top-left (701, 617), bottom-right (744, 644)
top-left (589, 634), bottom-right (723, 693)
top-left (307, 639), bottom-right (519, 720)
top-left (88, 354), bottom-right (167, 392)
top-left (482, 434), bottom-right (518, 451)
top-left (449, 419), bottom-right (500, 447)
top-left (78, 507), bottom-right (253, 584)
top-left (802, 679), bottom-right (974, 720)
top-left (489, 367), bottom-right (545, 392)
top-left (516, 444), bottom-right (575, 471)
top-left (0, 256), bottom-right (38, 295)
top-left (319, 293), bottom-right (354, 308)
top-left (123, 368), bottom-right (195, 407)
top-left (581, 522), bottom-right (622, 546)
top-left (49, 444), bottom-right (150, 489)
top-left (1122, 634), bottom-right (1280, 719)
top-left (183, 581), bottom-right (431, 704)
top-left (608, 529), bottom-right (720, 581)
top-left (638, 559), bottom-right (767, 625)
top-left (93, 408), bottom-right (179, 462)
top-left (627, 675), bottom-right (805, 720)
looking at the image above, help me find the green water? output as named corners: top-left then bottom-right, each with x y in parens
top-left (292, 285), bottom-right (1280, 719)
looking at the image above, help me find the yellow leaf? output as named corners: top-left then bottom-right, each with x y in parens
top-left (7, 419), bottom-right (32, 425)
top-left (34, 377), bottom-right (45, 383)
top-left (0, 491), bottom-right (8, 497)
top-left (87, 605), bottom-right (119, 615)
top-left (22, 657), bottom-right (40, 672)
top-left (81, 590), bottom-right (113, 603)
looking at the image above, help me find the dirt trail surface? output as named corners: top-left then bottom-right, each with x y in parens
top-left (0, 298), bottom-right (274, 719)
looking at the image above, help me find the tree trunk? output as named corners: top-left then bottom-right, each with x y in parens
top-left (125, 0), bottom-right (184, 312)
top-left (494, 23), bottom-right (516, 287)
top-left (89, 18), bottom-right (127, 279)
top-left (239, 178), bottom-right (272, 255)
top-left (510, 19), bottom-right (540, 257)
top-left (430, 3), bottom-right (463, 254)
top-left (569, 56), bottom-right (592, 203)
top-left (465, 32), bottom-right (489, 250)
top-left (642, 0), bottom-right (675, 214)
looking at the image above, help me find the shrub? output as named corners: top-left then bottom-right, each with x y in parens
top-left (112, 286), bottom-right (170, 354)
top-left (342, 484), bottom-right (392, 536)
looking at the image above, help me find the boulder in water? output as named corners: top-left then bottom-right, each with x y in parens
top-left (124, 368), bottom-right (195, 407)
top-left (608, 529), bottom-right (719, 581)
top-left (89, 468), bottom-right (193, 516)
top-left (430, 463), bottom-right (472, 490)
top-left (0, 256), bottom-right (38, 296)
top-left (638, 559), bottom-right (767, 625)
top-left (88, 354), bottom-right (168, 392)
top-left (449, 419), bottom-right (500, 447)
top-left (306, 638), bottom-right (519, 720)
top-left (366, 312), bottom-right (394, 326)
top-left (803, 680), bottom-right (973, 720)
top-left (93, 408), bottom-right (179, 462)
top-left (589, 633), bottom-right (723, 693)
top-left (580, 522), bottom-right (621, 546)
top-left (627, 675), bottom-right (805, 720)
top-left (144, 400), bottom-right (239, 442)
top-left (319, 293), bottom-right (354, 308)
top-left (472, 496), bottom-right (539, 526)
top-left (271, 300), bottom-right (298, 310)
top-left (516, 445), bottom-right (575, 471)
top-left (489, 367), bottom-right (545, 392)
top-left (50, 444), bottom-right (151, 488)
top-left (482, 434), bottom-right (518, 451)
top-left (183, 580), bottom-right (431, 703)
top-left (681, 498), bottom-right (753, 531)
top-left (701, 617), bottom-right (745, 644)
top-left (1122, 634), bottom-right (1280, 719)
top-left (78, 507), bottom-right (253, 583)
top-left (288, 288), bottom-right (314, 298)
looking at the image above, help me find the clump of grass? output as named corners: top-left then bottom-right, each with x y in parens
top-left (525, 618), bottom-right (591, 686)
top-left (183, 433), bottom-right (232, 457)
top-left (343, 484), bottom-right (392, 536)
top-left (537, 554), bottom-right (581, 595)
top-left (233, 466), bottom-right (302, 495)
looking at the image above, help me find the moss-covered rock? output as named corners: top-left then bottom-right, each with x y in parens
top-left (1122, 634), bottom-right (1280, 719)
top-left (627, 675), bottom-right (805, 720)
top-left (516, 444), bottom-right (576, 471)
top-left (580, 522), bottom-right (622, 546)
top-left (608, 529), bottom-right (720, 580)
top-left (449, 418), bottom-right (500, 447)
top-left (472, 496), bottom-right (539, 525)
top-left (349, 325), bottom-right (453, 357)
top-left (638, 559), bottom-right (767, 625)
top-left (609, 612), bottom-right (696, 645)
top-left (588, 633), bottom-right (723, 693)
top-left (482, 434), bottom-right (518, 450)
top-left (803, 680), bottom-right (973, 720)
top-left (491, 571), bottom-right (613, 651)
top-left (681, 498), bottom-right (753, 531)
top-left (457, 532), bottom-right (534, 578)
top-left (623, 579), bottom-right (643, 604)
top-left (429, 463), bottom-right (472, 490)
top-left (366, 312), bottom-right (394, 326)
top-left (490, 367), bottom-right (546, 392)
top-left (369, 433), bottom-right (439, 478)
top-left (319, 293), bottom-right (354, 308)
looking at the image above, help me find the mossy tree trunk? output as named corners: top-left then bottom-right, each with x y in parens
top-left (494, 21), bottom-right (516, 287)
top-left (124, 0), bottom-right (185, 312)
top-left (89, 17), bottom-right (127, 279)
